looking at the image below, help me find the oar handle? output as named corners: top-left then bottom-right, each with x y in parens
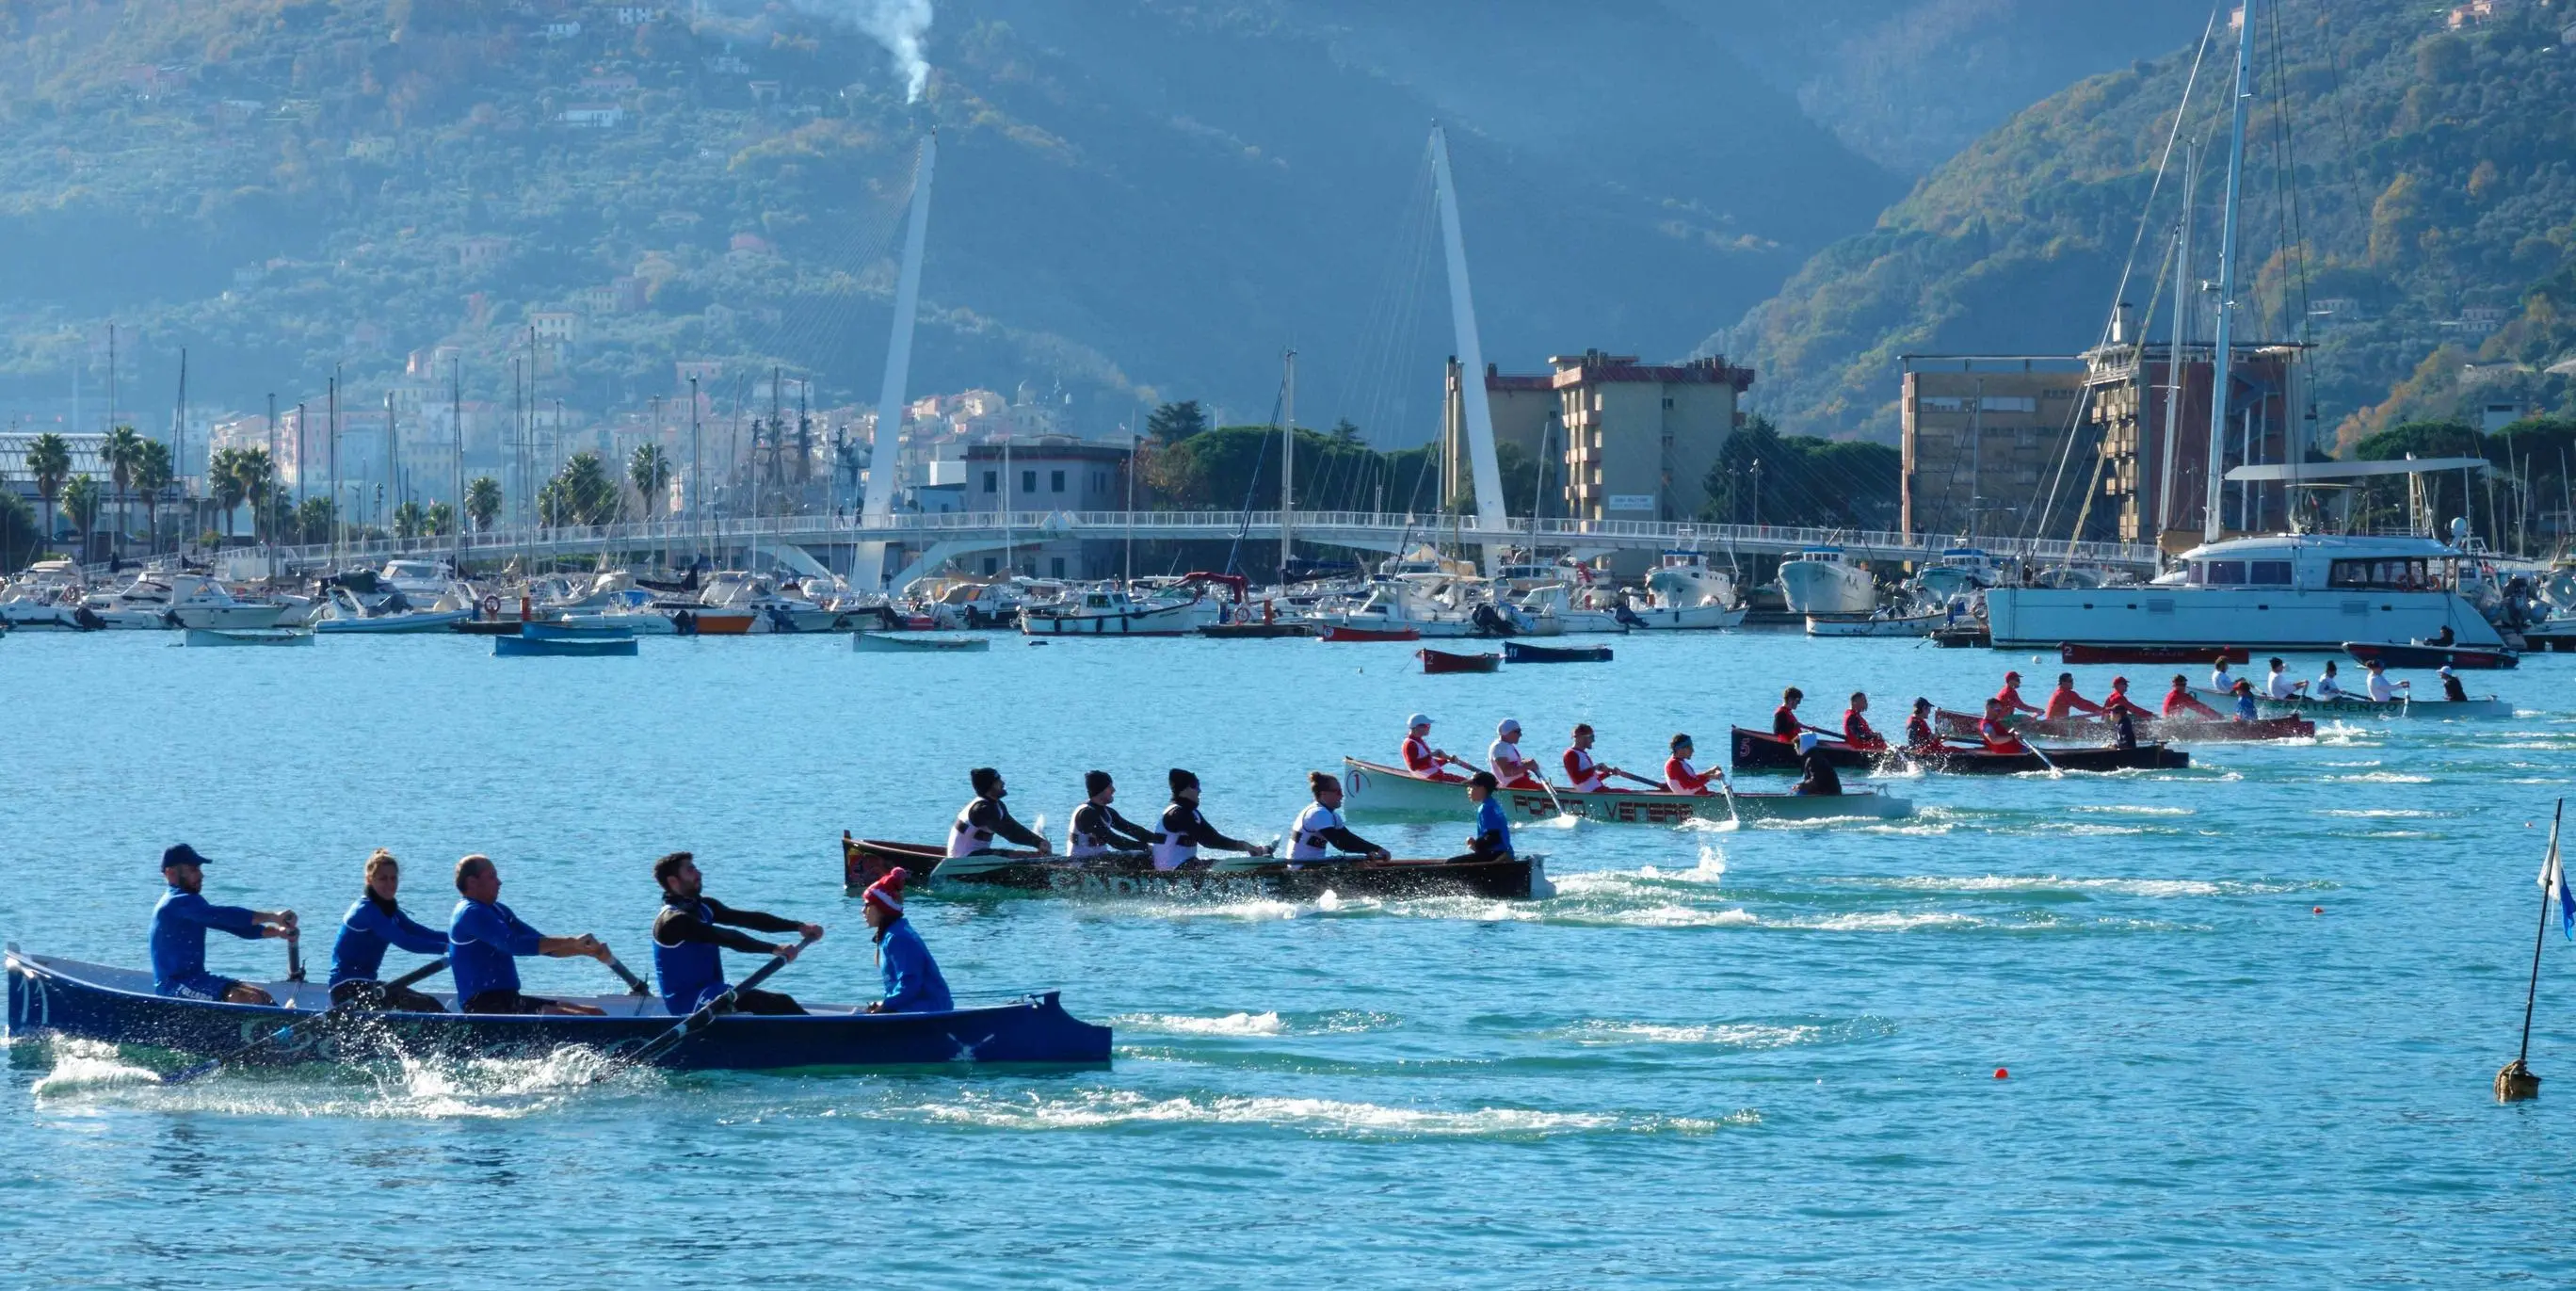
top-left (1612, 769), bottom-right (1665, 789)
top-left (732, 932), bottom-right (820, 998)
top-left (285, 931), bottom-right (304, 983)
top-left (385, 957), bottom-right (450, 992)
top-left (604, 954), bottom-right (652, 996)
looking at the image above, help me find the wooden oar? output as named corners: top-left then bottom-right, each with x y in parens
top-left (163, 957), bottom-right (450, 1086)
top-left (599, 934), bottom-right (818, 1078)
top-left (285, 930), bottom-right (305, 983)
top-left (603, 953), bottom-right (653, 996)
top-left (1611, 768), bottom-right (1667, 790)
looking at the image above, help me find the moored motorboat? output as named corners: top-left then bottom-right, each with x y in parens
top-left (184, 627), bottom-right (314, 648)
top-left (1338, 758), bottom-right (1910, 822)
top-left (1805, 610), bottom-right (1940, 638)
top-left (842, 835), bottom-right (1548, 900)
top-left (853, 632), bottom-right (991, 653)
top-left (4, 945), bottom-right (1111, 1071)
top-left (1727, 727), bottom-right (2188, 774)
top-left (2342, 639), bottom-right (2518, 670)
top-left (1419, 648), bottom-right (1500, 674)
top-left (1503, 640), bottom-right (1611, 663)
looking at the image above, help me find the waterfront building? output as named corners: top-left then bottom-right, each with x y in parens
top-left (1898, 357), bottom-right (2086, 541)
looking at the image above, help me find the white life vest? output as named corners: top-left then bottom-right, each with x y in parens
top-left (2313, 673), bottom-right (2344, 699)
top-left (2265, 671), bottom-right (2298, 701)
top-left (1151, 807), bottom-right (1197, 870)
top-left (1565, 747), bottom-right (1606, 792)
top-left (2367, 673), bottom-right (2396, 702)
top-left (948, 799), bottom-right (994, 860)
top-left (1489, 738), bottom-right (1536, 785)
top-left (1067, 802), bottom-right (1109, 859)
top-left (1288, 802), bottom-right (1344, 861)
top-left (2210, 665), bottom-right (2233, 692)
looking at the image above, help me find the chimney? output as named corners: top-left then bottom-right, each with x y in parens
top-left (2111, 300), bottom-right (2135, 345)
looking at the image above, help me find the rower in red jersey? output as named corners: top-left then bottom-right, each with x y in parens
top-left (1562, 724), bottom-right (1621, 793)
top-left (1400, 714), bottom-right (1464, 783)
top-left (2043, 671), bottom-right (2105, 719)
top-left (1487, 719), bottom-right (1545, 791)
top-left (1902, 697), bottom-right (1942, 752)
top-left (1663, 734), bottom-right (1722, 795)
top-left (1841, 692), bottom-right (1885, 750)
top-left (1995, 670), bottom-right (2042, 718)
top-left (1771, 687), bottom-right (1806, 738)
top-left (2101, 676), bottom-right (2153, 720)
top-left (1977, 698), bottom-right (2029, 753)
top-left (2161, 674), bottom-right (2223, 719)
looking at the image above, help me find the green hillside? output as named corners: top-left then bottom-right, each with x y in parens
top-left (1719, 0), bottom-right (2576, 447)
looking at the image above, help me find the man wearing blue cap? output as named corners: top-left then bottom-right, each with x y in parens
top-left (151, 844), bottom-right (298, 1004)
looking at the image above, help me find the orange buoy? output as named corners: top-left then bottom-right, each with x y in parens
top-left (2312, 906), bottom-right (2323, 914)
top-left (1993, 1067), bottom-right (2008, 1079)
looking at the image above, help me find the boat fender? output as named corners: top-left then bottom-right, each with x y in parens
top-left (480, 594), bottom-right (501, 619)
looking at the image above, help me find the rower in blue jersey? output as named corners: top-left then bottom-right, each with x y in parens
top-left (861, 868), bottom-right (952, 1014)
top-left (446, 853), bottom-right (614, 1016)
top-left (650, 851), bottom-right (820, 1016)
top-left (329, 848), bottom-right (449, 1011)
top-left (1448, 771), bottom-right (1515, 864)
top-left (150, 844), bottom-right (298, 1004)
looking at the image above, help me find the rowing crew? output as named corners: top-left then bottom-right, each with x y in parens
top-left (149, 842), bottom-right (949, 1019)
top-left (945, 764), bottom-right (1517, 870)
top-left (2211, 656), bottom-right (2455, 703)
top-left (1401, 713), bottom-right (1846, 799)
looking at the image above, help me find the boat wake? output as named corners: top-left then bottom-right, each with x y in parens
top-left (1110, 1009), bottom-right (1397, 1038)
top-left (1840, 874), bottom-right (2324, 899)
top-left (24, 1038), bottom-right (639, 1119)
top-left (885, 1088), bottom-right (1754, 1139)
top-left (1547, 1020), bottom-right (1837, 1049)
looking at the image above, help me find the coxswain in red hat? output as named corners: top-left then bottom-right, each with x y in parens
top-left (861, 868), bottom-right (951, 1014)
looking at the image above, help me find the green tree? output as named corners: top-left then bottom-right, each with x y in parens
top-left (548, 451), bottom-right (619, 525)
top-left (465, 476), bottom-right (502, 532)
top-left (209, 447), bottom-right (247, 541)
top-left (294, 497), bottom-right (335, 546)
top-left (1146, 400), bottom-right (1208, 444)
top-left (629, 443), bottom-right (671, 521)
top-left (231, 448), bottom-right (277, 544)
top-left (59, 473), bottom-right (102, 542)
top-left (393, 500), bottom-right (427, 539)
top-left (426, 501), bottom-right (456, 537)
top-left (100, 424), bottom-right (143, 563)
top-left (24, 431), bottom-right (71, 542)
top-left (131, 438), bottom-right (171, 557)
top-left (0, 490), bottom-right (38, 572)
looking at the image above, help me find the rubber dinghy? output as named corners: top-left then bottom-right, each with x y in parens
top-left (1338, 758), bottom-right (1911, 823)
top-left (3, 945), bottom-right (1110, 1072)
top-left (843, 835), bottom-right (1550, 901)
top-left (1728, 727), bottom-right (2188, 775)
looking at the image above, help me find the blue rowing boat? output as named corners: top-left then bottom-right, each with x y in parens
top-left (3, 946), bottom-right (1111, 1072)
top-left (495, 634), bottom-right (638, 657)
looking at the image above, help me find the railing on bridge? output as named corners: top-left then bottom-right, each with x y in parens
top-left (249, 510), bottom-right (2162, 573)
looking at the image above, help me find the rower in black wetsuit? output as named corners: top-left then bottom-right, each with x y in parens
top-left (946, 767), bottom-right (1051, 862)
top-left (1792, 733), bottom-right (1843, 797)
top-left (2439, 666), bottom-right (2468, 702)
top-left (1151, 768), bottom-right (1271, 870)
top-left (1068, 770), bottom-right (1158, 861)
top-left (650, 851), bottom-right (820, 1017)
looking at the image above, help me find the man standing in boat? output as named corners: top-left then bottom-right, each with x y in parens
top-left (1287, 771), bottom-right (1390, 866)
top-left (1448, 770), bottom-right (1514, 864)
top-left (861, 868), bottom-right (951, 1014)
top-left (1153, 768), bottom-right (1272, 870)
top-left (1402, 714), bottom-right (1464, 783)
top-left (1068, 771), bottom-right (1158, 860)
top-left (949, 767), bottom-right (1051, 861)
top-left (1842, 692), bottom-right (1885, 750)
top-left (2044, 672), bottom-right (2104, 719)
top-left (329, 848), bottom-right (448, 1012)
top-left (1562, 724), bottom-right (1625, 792)
top-left (447, 854), bottom-right (611, 1016)
top-left (151, 844), bottom-right (297, 1005)
top-left (651, 851), bottom-right (820, 1017)
top-left (1488, 719), bottom-right (1543, 790)
top-left (1995, 671), bottom-right (2043, 719)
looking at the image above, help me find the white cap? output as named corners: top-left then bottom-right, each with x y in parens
top-left (1795, 732), bottom-right (1820, 752)
top-left (1498, 718), bottom-right (1521, 735)
top-left (1408, 713), bottom-right (1432, 729)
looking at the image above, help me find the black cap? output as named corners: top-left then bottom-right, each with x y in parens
top-left (162, 843), bottom-right (210, 870)
top-left (1168, 767), bottom-right (1198, 793)
top-left (970, 767), bottom-right (1002, 795)
top-left (1084, 769), bottom-right (1113, 796)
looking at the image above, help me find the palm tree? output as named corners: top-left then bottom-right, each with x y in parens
top-left (100, 425), bottom-right (143, 564)
top-left (24, 432), bottom-right (71, 548)
top-left (465, 476), bottom-right (502, 533)
top-left (393, 500), bottom-right (427, 539)
top-left (629, 443), bottom-right (671, 522)
top-left (132, 439), bottom-right (172, 557)
top-left (231, 448), bottom-right (275, 543)
top-left (426, 501), bottom-right (456, 537)
top-left (552, 451), bottom-right (618, 525)
top-left (209, 448), bottom-right (246, 542)
top-left (59, 474), bottom-right (102, 557)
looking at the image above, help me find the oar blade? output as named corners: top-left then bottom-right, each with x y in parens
top-left (162, 1057), bottom-right (223, 1086)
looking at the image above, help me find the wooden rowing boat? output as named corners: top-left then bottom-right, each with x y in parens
top-left (1503, 640), bottom-right (1613, 663)
top-left (3, 944), bottom-right (1111, 1071)
top-left (1931, 706), bottom-right (2313, 743)
top-left (2059, 643), bottom-right (2249, 665)
top-left (1727, 727), bottom-right (2188, 774)
top-left (1419, 648), bottom-right (1501, 674)
top-left (494, 633), bottom-right (638, 657)
top-left (2186, 686), bottom-right (2512, 719)
top-left (842, 834), bottom-right (1549, 900)
top-left (1338, 757), bottom-right (1911, 822)
top-left (2342, 639), bottom-right (2518, 670)
top-left (1319, 624), bottom-right (1421, 642)
top-left (183, 627), bottom-right (313, 647)
top-left (851, 632), bottom-right (991, 653)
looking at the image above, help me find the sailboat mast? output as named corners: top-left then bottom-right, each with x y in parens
top-left (857, 132), bottom-right (937, 592)
top-left (1280, 348), bottom-right (1296, 575)
top-left (2157, 140), bottom-right (2195, 539)
top-left (2201, 1), bottom-right (2258, 542)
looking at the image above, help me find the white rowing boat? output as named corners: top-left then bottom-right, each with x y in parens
top-left (1339, 758), bottom-right (1910, 823)
top-left (2187, 686), bottom-right (2511, 719)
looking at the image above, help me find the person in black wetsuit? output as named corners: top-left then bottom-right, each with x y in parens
top-left (2111, 703), bottom-right (2138, 750)
top-left (1792, 733), bottom-right (1843, 797)
top-left (949, 767), bottom-right (1052, 859)
top-left (1152, 768), bottom-right (1271, 870)
top-left (650, 851), bottom-right (821, 1017)
top-left (1068, 770), bottom-right (1158, 861)
top-left (2439, 666), bottom-right (2468, 702)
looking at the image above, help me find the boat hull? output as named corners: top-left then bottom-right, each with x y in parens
top-left (3, 948), bottom-right (1110, 1071)
top-left (1621, 604), bottom-right (1747, 630)
top-left (315, 608), bottom-right (478, 634)
top-left (1727, 727), bottom-right (2188, 774)
top-left (1778, 558), bottom-right (1876, 615)
top-left (2060, 643), bottom-right (2250, 665)
top-left (852, 632), bottom-right (990, 653)
top-left (2188, 687), bottom-right (2511, 719)
top-left (1504, 641), bottom-right (1612, 663)
top-left (1419, 648), bottom-right (1501, 673)
top-left (1321, 625), bottom-right (1422, 642)
top-left (1805, 612), bottom-right (1940, 637)
top-left (1932, 708), bottom-right (2312, 743)
top-left (1020, 602), bottom-right (1220, 636)
top-left (1986, 586), bottom-right (2505, 649)
top-left (184, 628), bottom-right (313, 648)
top-left (494, 635), bottom-right (638, 656)
top-left (843, 837), bottom-right (1546, 901)
top-left (2342, 640), bottom-right (2517, 670)
top-left (1339, 758), bottom-right (1910, 822)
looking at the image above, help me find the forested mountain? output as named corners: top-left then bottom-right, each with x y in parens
top-left (1718, 0), bottom-right (2576, 446)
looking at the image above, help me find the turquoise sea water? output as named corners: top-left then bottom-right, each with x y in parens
top-left (3, 628), bottom-right (2573, 1286)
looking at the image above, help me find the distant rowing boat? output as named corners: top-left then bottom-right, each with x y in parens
top-left (494, 633), bottom-right (638, 657)
top-left (1727, 727), bottom-right (2188, 775)
top-left (4, 945), bottom-right (1111, 1072)
top-left (842, 835), bottom-right (1549, 900)
top-left (1503, 641), bottom-right (1612, 664)
top-left (183, 627), bottom-right (313, 648)
top-left (852, 632), bottom-right (991, 653)
top-left (1932, 707), bottom-right (2313, 743)
top-left (1320, 625), bottom-right (1421, 643)
top-left (2342, 639), bottom-right (2518, 670)
top-left (1419, 648), bottom-right (1500, 674)
top-left (1338, 757), bottom-right (1911, 822)
top-left (2060, 643), bottom-right (2250, 665)
top-left (2187, 686), bottom-right (2512, 719)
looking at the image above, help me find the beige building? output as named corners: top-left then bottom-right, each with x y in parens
top-left (2083, 341), bottom-right (2304, 547)
top-left (1443, 351), bottom-right (1753, 524)
top-left (1899, 358), bottom-right (2087, 541)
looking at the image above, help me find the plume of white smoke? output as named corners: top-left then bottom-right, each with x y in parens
top-left (847, 0), bottom-right (935, 104)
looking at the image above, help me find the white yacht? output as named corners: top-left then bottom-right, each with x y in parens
top-left (1985, 530), bottom-right (2505, 649)
top-left (697, 571), bottom-right (845, 633)
top-left (0, 560), bottom-right (89, 628)
top-left (1500, 582), bottom-right (1626, 635)
top-left (1622, 552), bottom-right (1747, 630)
top-left (379, 558), bottom-right (455, 604)
top-left (81, 573), bottom-right (291, 630)
top-left (1776, 545), bottom-right (1876, 615)
top-left (1310, 579), bottom-right (1482, 637)
top-left (1020, 583), bottom-right (1225, 637)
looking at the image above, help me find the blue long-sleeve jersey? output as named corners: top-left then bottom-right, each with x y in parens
top-left (448, 898), bottom-right (545, 1001)
top-left (150, 887), bottom-right (265, 993)
top-left (331, 896), bottom-right (449, 988)
top-left (876, 917), bottom-right (952, 1013)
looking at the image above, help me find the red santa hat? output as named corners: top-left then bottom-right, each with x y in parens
top-left (864, 867), bottom-right (910, 915)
